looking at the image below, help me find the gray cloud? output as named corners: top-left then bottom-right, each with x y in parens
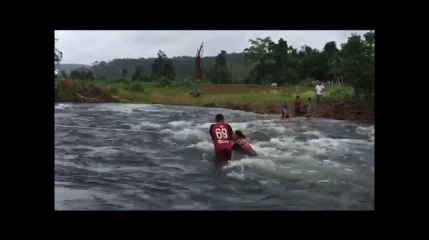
top-left (55, 30), bottom-right (371, 65)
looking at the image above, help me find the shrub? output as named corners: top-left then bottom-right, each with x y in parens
top-left (302, 78), bottom-right (319, 87)
top-left (326, 87), bottom-right (355, 101)
top-left (129, 82), bottom-right (144, 92)
top-left (114, 78), bottom-right (129, 83)
top-left (155, 77), bottom-right (171, 88)
top-left (109, 87), bottom-right (119, 94)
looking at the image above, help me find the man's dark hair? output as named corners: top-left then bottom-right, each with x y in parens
top-left (235, 130), bottom-right (246, 138)
top-left (215, 114), bottom-right (224, 122)
top-left (296, 95), bottom-right (300, 99)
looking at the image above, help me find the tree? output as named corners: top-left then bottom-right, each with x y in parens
top-left (296, 45), bottom-right (325, 81)
top-left (284, 67), bottom-right (299, 85)
top-left (244, 37), bottom-right (274, 65)
top-left (60, 70), bottom-right (68, 78)
top-left (54, 38), bottom-right (63, 83)
top-left (321, 42), bottom-right (343, 85)
top-left (195, 42), bottom-right (204, 80)
top-left (272, 38), bottom-right (289, 67)
top-left (132, 66), bottom-right (145, 81)
top-left (152, 50), bottom-right (167, 78)
top-left (244, 37), bottom-right (298, 85)
top-left (87, 71), bottom-right (94, 81)
top-left (54, 39), bottom-right (63, 66)
top-left (244, 37), bottom-right (275, 84)
top-left (121, 69), bottom-right (128, 78)
top-left (363, 31), bottom-right (375, 57)
top-left (151, 50), bottom-right (176, 80)
top-left (70, 70), bottom-right (81, 79)
top-left (339, 33), bottom-right (374, 97)
top-left (323, 41), bottom-right (339, 57)
top-left (214, 50), bottom-right (231, 85)
top-left (161, 59), bottom-right (176, 80)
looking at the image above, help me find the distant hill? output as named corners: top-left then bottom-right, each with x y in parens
top-left (57, 64), bottom-right (91, 74)
top-left (68, 52), bottom-right (254, 83)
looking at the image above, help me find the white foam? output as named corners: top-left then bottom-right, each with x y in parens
top-left (223, 157), bottom-right (276, 172)
top-left (309, 138), bottom-right (341, 148)
top-left (316, 179), bottom-right (330, 183)
top-left (139, 121), bottom-right (163, 128)
top-left (340, 138), bottom-right (372, 145)
top-left (226, 171), bottom-right (246, 180)
top-left (172, 128), bottom-right (210, 141)
top-left (314, 147), bottom-right (327, 155)
top-left (55, 103), bottom-right (72, 110)
top-left (344, 168), bottom-right (357, 172)
top-left (103, 104), bottom-right (136, 114)
top-left (228, 122), bottom-right (249, 130)
top-left (322, 160), bottom-right (342, 167)
top-left (160, 129), bottom-right (175, 135)
top-left (265, 126), bottom-right (287, 134)
top-left (196, 122), bottom-right (213, 129)
top-left (290, 169), bottom-right (302, 174)
top-left (167, 120), bottom-right (192, 128)
top-left (308, 138), bottom-right (373, 152)
top-left (63, 154), bottom-right (79, 160)
top-left (269, 137), bottom-right (284, 144)
top-left (186, 141), bottom-right (213, 151)
top-left (356, 126), bottom-right (375, 139)
top-left (303, 130), bottom-right (325, 138)
top-left (127, 146), bottom-right (159, 154)
top-left (252, 144), bottom-right (279, 156)
top-left (89, 146), bottom-right (120, 155)
top-left (259, 179), bottom-right (279, 185)
top-left (250, 142), bottom-right (297, 159)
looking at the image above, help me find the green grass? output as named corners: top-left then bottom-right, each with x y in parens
top-left (56, 78), bottom-right (362, 107)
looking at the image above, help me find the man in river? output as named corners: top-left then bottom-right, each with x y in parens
top-left (209, 114), bottom-right (233, 161)
top-left (232, 130), bottom-right (257, 156)
top-left (281, 102), bottom-right (289, 118)
top-left (306, 97), bottom-right (313, 113)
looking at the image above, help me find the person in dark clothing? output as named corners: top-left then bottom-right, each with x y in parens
top-left (294, 95), bottom-right (303, 116)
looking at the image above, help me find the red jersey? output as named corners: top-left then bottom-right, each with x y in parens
top-left (209, 122), bottom-right (233, 152)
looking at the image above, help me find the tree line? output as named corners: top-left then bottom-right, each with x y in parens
top-left (57, 31), bottom-right (374, 96)
top-left (243, 31), bottom-right (374, 96)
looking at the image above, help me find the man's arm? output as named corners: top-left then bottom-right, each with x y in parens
top-left (209, 124), bottom-right (215, 141)
top-left (227, 124), bottom-right (233, 140)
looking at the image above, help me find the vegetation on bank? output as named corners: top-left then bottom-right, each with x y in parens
top-left (54, 31), bottom-right (374, 122)
top-left (57, 31), bottom-right (374, 99)
top-left (55, 77), bottom-right (373, 123)
top-left (55, 78), bottom-right (360, 105)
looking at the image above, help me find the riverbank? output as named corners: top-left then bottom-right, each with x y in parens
top-left (200, 101), bottom-right (373, 124)
top-left (55, 79), bottom-right (374, 124)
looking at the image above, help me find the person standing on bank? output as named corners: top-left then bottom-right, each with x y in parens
top-left (315, 82), bottom-right (325, 103)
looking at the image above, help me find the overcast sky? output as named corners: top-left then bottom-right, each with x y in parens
top-left (55, 30), bottom-right (371, 65)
